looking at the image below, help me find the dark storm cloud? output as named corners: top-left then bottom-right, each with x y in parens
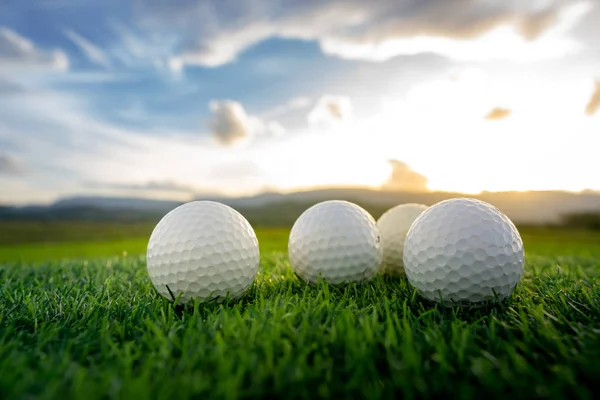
top-left (383, 160), bottom-right (428, 192)
top-left (485, 107), bottom-right (512, 121)
top-left (585, 81), bottom-right (600, 116)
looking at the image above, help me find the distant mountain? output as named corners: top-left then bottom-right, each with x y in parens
top-left (0, 196), bottom-right (182, 222)
top-left (201, 192), bottom-right (287, 208)
top-left (2, 189), bottom-right (600, 225)
top-left (200, 188), bottom-right (463, 209)
top-left (201, 188), bottom-right (600, 224)
top-left (52, 196), bottom-right (182, 212)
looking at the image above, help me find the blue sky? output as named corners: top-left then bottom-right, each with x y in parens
top-left (1, 0), bottom-right (599, 204)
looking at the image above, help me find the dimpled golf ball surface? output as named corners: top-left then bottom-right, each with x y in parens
top-left (377, 203), bottom-right (428, 276)
top-left (288, 200), bottom-right (382, 285)
top-left (403, 198), bottom-right (524, 305)
top-left (147, 201), bottom-right (259, 303)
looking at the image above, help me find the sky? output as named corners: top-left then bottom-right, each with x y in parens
top-left (0, 0), bottom-right (599, 205)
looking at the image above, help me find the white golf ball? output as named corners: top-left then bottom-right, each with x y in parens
top-left (146, 201), bottom-right (259, 303)
top-left (377, 203), bottom-right (428, 276)
top-left (403, 198), bottom-right (524, 305)
top-left (288, 200), bottom-right (382, 285)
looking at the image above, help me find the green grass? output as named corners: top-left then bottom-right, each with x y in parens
top-left (1, 229), bottom-right (599, 399)
top-left (520, 228), bottom-right (600, 257)
top-left (1, 220), bottom-right (597, 262)
top-left (1, 226), bottom-right (598, 263)
top-left (0, 221), bottom-right (158, 245)
top-left (0, 239), bottom-right (146, 263)
top-left (0, 228), bottom-right (289, 263)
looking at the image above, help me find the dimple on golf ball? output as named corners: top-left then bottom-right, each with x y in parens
top-left (403, 198), bottom-right (524, 306)
top-left (288, 200), bottom-right (382, 285)
top-left (377, 203), bottom-right (428, 276)
top-left (146, 201), bottom-right (259, 303)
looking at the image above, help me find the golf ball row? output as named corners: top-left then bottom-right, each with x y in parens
top-left (146, 198), bottom-right (524, 306)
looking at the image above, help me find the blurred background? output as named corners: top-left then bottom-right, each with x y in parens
top-left (1, 0), bottom-right (599, 261)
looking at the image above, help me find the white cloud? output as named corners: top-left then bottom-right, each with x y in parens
top-left (260, 120), bottom-right (286, 137)
top-left (319, 1), bottom-right (592, 63)
top-left (170, 22), bottom-right (275, 69)
top-left (131, 0), bottom-right (592, 70)
top-left (207, 101), bottom-right (253, 146)
top-left (308, 95), bottom-right (353, 126)
top-left (320, 28), bottom-right (575, 64)
top-left (2, 68), bottom-right (600, 203)
top-left (0, 87), bottom-right (241, 203)
top-left (208, 100), bottom-right (285, 146)
top-left (64, 28), bottom-right (110, 67)
top-left (485, 107), bottom-right (512, 120)
top-left (85, 180), bottom-right (199, 194)
top-left (403, 69), bottom-right (494, 119)
top-left (108, 22), bottom-right (178, 71)
top-left (289, 97), bottom-right (311, 109)
top-left (585, 80), bottom-right (600, 116)
top-left (262, 96), bottom-right (311, 119)
top-left (118, 100), bottom-right (147, 122)
top-left (0, 152), bottom-right (23, 175)
top-left (0, 27), bottom-right (69, 72)
top-left (383, 160), bottom-right (428, 192)
top-left (0, 81), bottom-right (190, 181)
top-left (368, 69), bottom-right (600, 193)
top-left (0, 78), bottom-right (23, 94)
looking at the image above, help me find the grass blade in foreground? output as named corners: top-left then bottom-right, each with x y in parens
top-left (1, 245), bottom-right (599, 399)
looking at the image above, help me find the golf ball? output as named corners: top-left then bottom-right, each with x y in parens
top-left (377, 203), bottom-right (428, 276)
top-left (146, 201), bottom-right (259, 303)
top-left (403, 198), bottom-right (524, 305)
top-left (288, 200), bottom-right (382, 285)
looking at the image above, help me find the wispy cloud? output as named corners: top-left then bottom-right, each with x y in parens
top-left (585, 80), bottom-right (600, 116)
top-left (0, 78), bottom-right (266, 202)
top-left (108, 22), bottom-right (177, 71)
top-left (383, 160), bottom-right (428, 192)
top-left (485, 107), bottom-right (512, 120)
top-left (85, 180), bottom-right (199, 194)
top-left (130, 0), bottom-right (591, 70)
top-left (117, 100), bottom-right (147, 122)
top-left (517, 8), bottom-right (561, 40)
top-left (0, 26), bottom-right (68, 71)
top-left (0, 84), bottom-right (151, 193)
top-left (308, 95), bottom-right (353, 126)
top-left (31, 0), bottom-right (92, 9)
top-left (0, 153), bottom-right (24, 175)
top-left (64, 28), bottom-right (111, 67)
top-left (0, 0), bottom-right (599, 204)
top-left (319, 1), bottom-right (588, 63)
top-left (262, 96), bottom-right (311, 119)
top-left (0, 78), bottom-right (23, 94)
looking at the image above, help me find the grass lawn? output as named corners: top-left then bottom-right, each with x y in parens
top-left (0, 227), bottom-right (289, 263)
top-left (0, 227), bottom-right (599, 398)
